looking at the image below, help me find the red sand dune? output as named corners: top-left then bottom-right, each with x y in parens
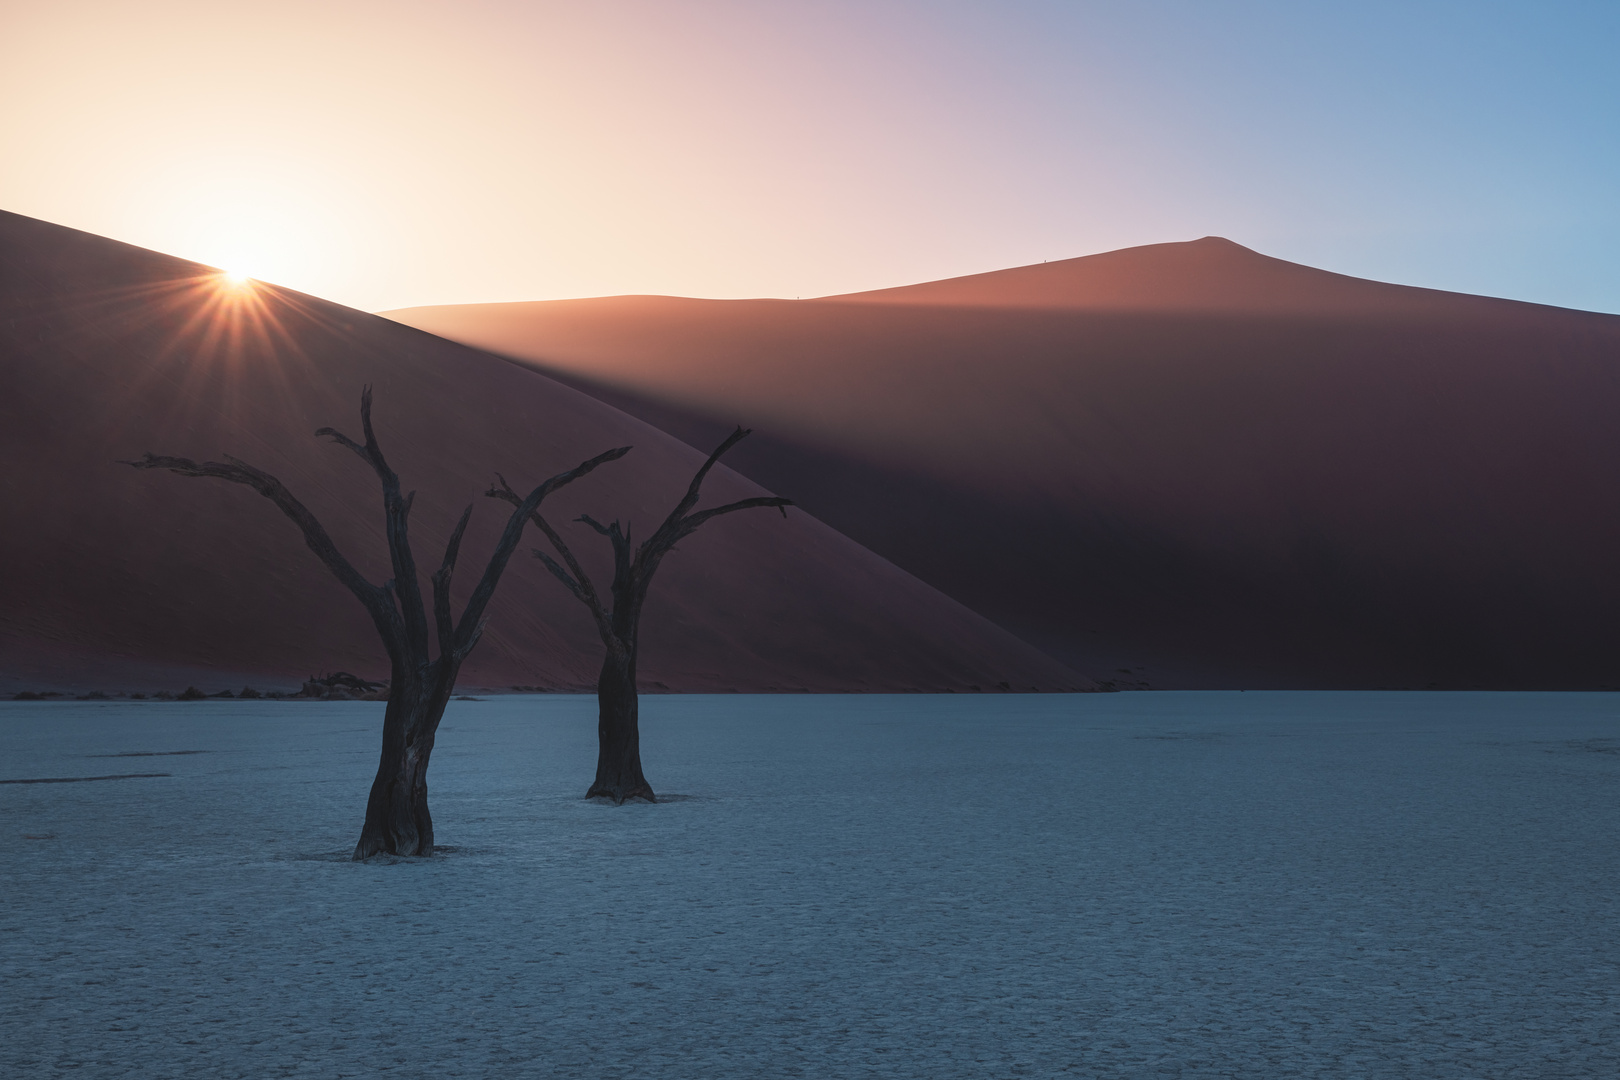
top-left (388, 239), bottom-right (1620, 689)
top-left (0, 210), bottom-right (1090, 694)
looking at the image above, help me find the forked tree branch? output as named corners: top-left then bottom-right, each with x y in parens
top-left (511, 427), bottom-right (792, 652)
top-left (123, 451), bottom-right (406, 653)
top-left (314, 386), bottom-right (394, 486)
top-left (489, 428), bottom-right (790, 655)
top-left (535, 523), bottom-right (614, 641)
top-left (487, 471), bottom-right (619, 642)
top-left (576, 515), bottom-right (633, 590)
top-left (631, 427), bottom-right (793, 587)
top-left (668, 425), bottom-right (751, 523)
top-left (317, 385), bottom-right (430, 661)
top-left (454, 445), bottom-right (631, 660)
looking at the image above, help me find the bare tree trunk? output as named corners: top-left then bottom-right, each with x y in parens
top-left (354, 670), bottom-right (455, 857)
top-left (129, 387), bottom-right (631, 857)
top-left (587, 646), bottom-right (655, 803)
top-left (495, 425), bottom-right (788, 806)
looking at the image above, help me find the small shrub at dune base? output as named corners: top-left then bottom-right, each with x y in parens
top-left (177, 686), bottom-right (206, 701)
top-left (238, 687), bottom-right (262, 699)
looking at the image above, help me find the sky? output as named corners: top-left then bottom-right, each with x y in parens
top-left (2, 0), bottom-right (1617, 314)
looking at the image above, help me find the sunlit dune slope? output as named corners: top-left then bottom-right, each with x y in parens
top-left (819, 236), bottom-right (1512, 315)
top-left (387, 238), bottom-right (1620, 689)
top-left (0, 210), bottom-right (1090, 693)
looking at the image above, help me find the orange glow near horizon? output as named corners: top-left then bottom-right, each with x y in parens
top-left (59, 267), bottom-right (324, 469)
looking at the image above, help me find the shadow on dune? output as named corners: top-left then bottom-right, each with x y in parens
top-left (388, 239), bottom-right (1620, 689)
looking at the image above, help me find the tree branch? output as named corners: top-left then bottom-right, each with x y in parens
top-left (314, 387), bottom-right (396, 488)
top-left (452, 445), bottom-right (630, 658)
top-left (313, 427), bottom-right (371, 465)
top-left (533, 549), bottom-right (585, 601)
top-left (318, 387), bottom-right (430, 661)
top-left (123, 451), bottom-right (404, 653)
top-left (631, 427), bottom-right (789, 588)
top-left (537, 520), bottom-right (615, 639)
top-left (487, 472), bottom-right (619, 642)
top-left (670, 426), bottom-right (750, 523)
top-left (675, 496), bottom-right (794, 539)
top-left (576, 513), bottom-right (614, 537)
top-left (431, 504), bottom-right (473, 663)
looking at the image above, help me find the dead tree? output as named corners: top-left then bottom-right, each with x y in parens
top-left (127, 387), bottom-right (628, 857)
top-left (489, 427), bottom-right (790, 803)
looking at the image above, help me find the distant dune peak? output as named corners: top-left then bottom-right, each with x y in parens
top-left (808, 234), bottom-right (1506, 317)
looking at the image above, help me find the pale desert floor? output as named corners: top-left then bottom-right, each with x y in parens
top-left (3, 692), bottom-right (1618, 1078)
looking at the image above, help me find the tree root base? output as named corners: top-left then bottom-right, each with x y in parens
top-left (352, 836), bottom-right (435, 860)
top-left (585, 783), bottom-right (657, 805)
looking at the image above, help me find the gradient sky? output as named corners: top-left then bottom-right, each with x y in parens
top-left (2, 0), bottom-right (1616, 313)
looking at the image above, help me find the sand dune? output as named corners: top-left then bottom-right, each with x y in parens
top-left (0, 210), bottom-right (1089, 694)
top-left (821, 236), bottom-right (1514, 316)
top-left (387, 239), bottom-right (1620, 688)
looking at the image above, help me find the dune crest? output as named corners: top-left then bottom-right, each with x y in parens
top-left (812, 236), bottom-right (1522, 316)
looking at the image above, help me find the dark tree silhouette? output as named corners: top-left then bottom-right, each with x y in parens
top-left (127, 387), bottom-right (629, 857)
top-left (489, 427), bottom-right (790, 803)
